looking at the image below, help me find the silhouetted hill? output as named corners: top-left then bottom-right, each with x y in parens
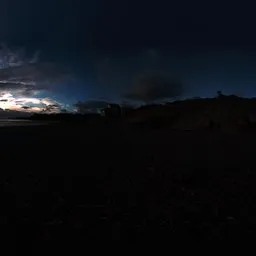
top-left (29, 112), bottom-right (102, 122)
top-left (122, 95), bottom-right (256, 132)
top-left (14, 94), bottom-right (256, 133)
top-left (0, 108), bottom-right (31, 119)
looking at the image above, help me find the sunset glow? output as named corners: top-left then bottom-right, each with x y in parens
top-left (0, 91), bottom-right (62, 113)
top-left (0, 44), bottom-right (69, 115)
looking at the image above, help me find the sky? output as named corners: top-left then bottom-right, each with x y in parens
top-left (0, 0), bottom-right (256, 114)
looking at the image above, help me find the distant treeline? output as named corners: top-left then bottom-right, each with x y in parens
top-left (18, 113), bottom-right (103, 122)
top-left (21, 106), bottom-right (135, 122)
top-left (13, 94), bottom-right (256, 132)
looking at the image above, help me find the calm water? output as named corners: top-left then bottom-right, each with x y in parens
top-left (0, 119), bottom-right (48, 127)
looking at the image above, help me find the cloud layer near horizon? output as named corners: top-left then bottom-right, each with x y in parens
top-left (0, 91), bottom-right (63, 113)
top-left (0, 44), bottom-right (73, 114)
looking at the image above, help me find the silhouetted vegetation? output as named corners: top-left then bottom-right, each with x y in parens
top-left (15, 92), bottom-right (256, 133)
top-left (28, 112), bottom-right (102, 124)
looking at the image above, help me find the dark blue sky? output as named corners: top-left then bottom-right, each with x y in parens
top-left (1, 0), bottom-right (256, 107)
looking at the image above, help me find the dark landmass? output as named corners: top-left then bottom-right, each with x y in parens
top-left (3, 95), bottom-right (256, 247)
top-left (20, 94), bottom-right (256, 132)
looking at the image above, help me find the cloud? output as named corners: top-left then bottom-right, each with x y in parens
top-left (74, 100), bottom-right (109, 113)
top-left (0, 43), bottom-right (74, 113)
top-left (145, 48), bottom-right (159, 59)
top-left (0, 43), bottom-right (42, 69)
top-left (0, 62), bottom-right (73, 90)
top-left (0, 91), bottom-right (63, 113)
top-left (124, 73), bottom-right (183, 103)
top-left (0, 43), bottom-right (74, 93)
top-left (0, 81), bottom-right (38, 97)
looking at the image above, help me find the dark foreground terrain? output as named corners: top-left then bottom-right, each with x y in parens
top-left (1, 123), bottom-right (256, 247)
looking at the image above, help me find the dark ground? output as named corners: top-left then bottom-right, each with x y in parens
top-left (1, 124), bottom-right (256, 247)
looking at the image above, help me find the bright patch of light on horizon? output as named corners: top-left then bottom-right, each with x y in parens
top-left (0, 91), bottom-right (60, 112)
top-left (0, 44), bottom-right (70, 113)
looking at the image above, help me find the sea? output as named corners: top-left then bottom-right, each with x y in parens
top-left (0, 119), bottom-right (48, 127)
